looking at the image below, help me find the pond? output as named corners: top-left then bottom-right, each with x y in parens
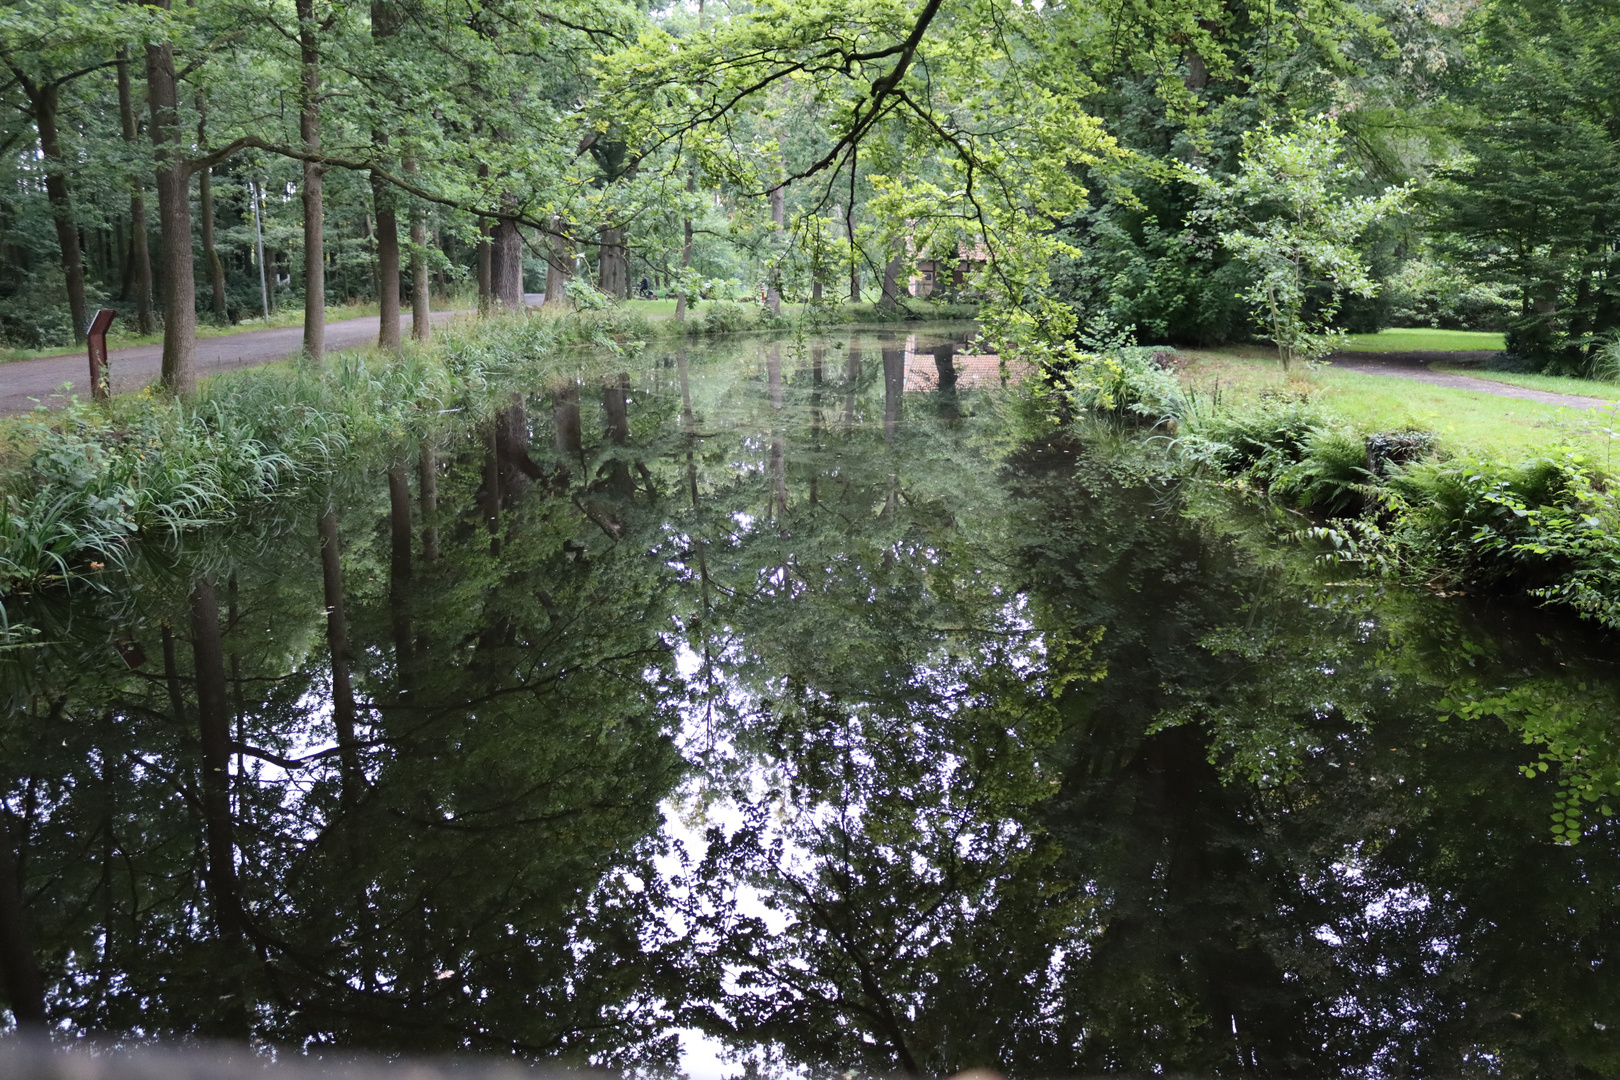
top-left (4, 325), bottom-right (1620, 1076)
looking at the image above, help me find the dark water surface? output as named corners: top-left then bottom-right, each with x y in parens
top-left (6, 327), bottom-right (1620, 1077)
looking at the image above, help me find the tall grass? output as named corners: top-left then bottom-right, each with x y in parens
top-left (0, 317), bottom-right (618, 645)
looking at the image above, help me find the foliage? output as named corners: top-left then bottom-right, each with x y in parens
top-left (1188, 118), bottom-right (1411, 369)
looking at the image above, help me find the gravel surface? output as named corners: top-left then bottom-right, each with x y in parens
top-left (1328, 350), bottom-right (1614, 411)
top-left (0, 301), bottom-right (547, 415)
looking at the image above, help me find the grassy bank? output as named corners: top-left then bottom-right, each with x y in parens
top-left (0, 316), bottom-right (638, 644)
top-left (1040, 345), bottom-right (1620, 634)
top-left (1177, 350), bottom-right (1616, 460)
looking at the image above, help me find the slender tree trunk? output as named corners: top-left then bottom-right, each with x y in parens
top-left (0, 819), bottom-right (46, 1028)
top-left (372, 0), bottom-right (402, 350)
top-left (675, 171), bottom-right (694, 321)
top-left (33, 82), bottom-right (88, 344)
top-left (298, 0), bottom-right (326, 363)
top-left (195, 97), bottom-right (228, 323)
top-left (477, 221), bottom-right (493, 313)
top-left (544, 217), bottom-right (572, 305)
top-left (880, 246), bottom-right (904, 311)
top-left (374, 169), bottom-right (402, 350)
top-left (317, 503), bottom-right (362, 802)
top-left (145, 30), bottom-right (198, 393)
top-left (765, 182), bottom-right (785, 314)
top-left (847, 203), bottom-right (860, 302)
top-left (418, 443), bottom-right (439, 560)
top-left (199, 165), bottom-right (228, 321)
top-left (406, 157), bottom-right (431, 342)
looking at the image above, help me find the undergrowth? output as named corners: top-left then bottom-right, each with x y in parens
top-left (1036, 346), bottom-right (1620, 633)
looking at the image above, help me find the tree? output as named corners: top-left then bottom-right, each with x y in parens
top-left (1189, 117), bottom-right (1408, 369)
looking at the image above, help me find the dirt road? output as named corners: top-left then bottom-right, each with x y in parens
top-left (0, 300), bottom-right (542, 415)
top-left (1328, 350), bottom-right (1615, 411)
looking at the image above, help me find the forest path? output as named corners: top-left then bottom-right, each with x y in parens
top-left (0, 296), bottom-right (544, 415)
top-left (1327, 351), bottom-right (1615, 411)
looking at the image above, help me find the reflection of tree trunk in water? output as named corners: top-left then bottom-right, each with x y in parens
top-left (678, 348), bottom-right (699, 506)
top-left (0, 815), bottom-right (46, 1027)
top-left (190, 577), bottom-right (250, 1037)
top-left (317, 505), bottom-right (363, 802)
top-left (482, 425), bottom-right (502, 554)
top-left (552, 382), bottom-right (582, 488)
top-left (418, 443), bottom-right (439, 561)
top-left (767, 344), bottom-right (787, 520)
top-left (162, 619), bottom-right (186, 726)
top-left (227, 575), bottom-right (247, 806)
top-left (933, 341), bottom-right (960, 419)
top-left (600, 374), bottom-right (636, 498)
top-left (845, 337), bottom-right (861, 430)
top-left (387, 465), bottom-right (414, 667)
top-left (809, 345), bottom-right (824, 505)
top-left (882, 339), bottom-right (904, 517)
top-left (882, 339), bottom-right (904, 443)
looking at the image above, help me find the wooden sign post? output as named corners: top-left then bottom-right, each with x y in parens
top-left (86, 308), bottom-right (117, 402)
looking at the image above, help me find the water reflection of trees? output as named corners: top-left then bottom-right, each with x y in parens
top-left (4, 332), bottom-right (1620, 1076)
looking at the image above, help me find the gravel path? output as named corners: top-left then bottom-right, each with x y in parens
top-left (0, 297), bottom-right (544, 415)
top-left (1328, 351), bottom-right (1615, 411)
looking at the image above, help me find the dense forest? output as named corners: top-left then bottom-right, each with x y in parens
top-left (2, 0), bottom-right (1615, 383)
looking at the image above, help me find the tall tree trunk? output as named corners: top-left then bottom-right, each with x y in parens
top-left (195, 95), bottom-right (228, 323)
top-left (675, 173), bottom-right (693, 321)
top-left (145, 27), bottom-right (198, 394)
top-left (317, 503), bottom-right (362, 802)
top-left (406, 157), bottom-right (431, 342)
top-left (599, 226), bottom-right (627, 299)
top-left (373, 169), bottom-right (402, 350)
top-left (847, 203), bottom-right (860, 302)
top-left (0, 819), bottom-right (46, 1028)
top-left (199, 165), bottom-right (228, 321)
top-left (880, 246), bottom-right (904, 311)
top-left (33, 82), bottom-right (88, 344)
top-left (765, 182), bottom-right (785, 314)
top-left (492, 212), bottom-right (523, 309)
top-left (544, 217), bottom-right (572, 305)
top-left (298, 0), bottom-right (326, 363)
top-left (418, 443), bottom-right (439, 560)
top-left (372, 0), bottom-right (402, 350)
top-left (477, 220), bottom-right (493, 313)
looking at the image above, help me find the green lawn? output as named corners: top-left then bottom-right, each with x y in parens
top-left (1341, 327), bottom-right (1506, 353)
top-left (1181, 350), bottom-right (1617, 462)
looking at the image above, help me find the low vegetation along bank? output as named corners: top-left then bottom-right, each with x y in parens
top-left (0, 316), bottom-right (643, 647)
top-left (1042, 347), bottom-right (1620, 633)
